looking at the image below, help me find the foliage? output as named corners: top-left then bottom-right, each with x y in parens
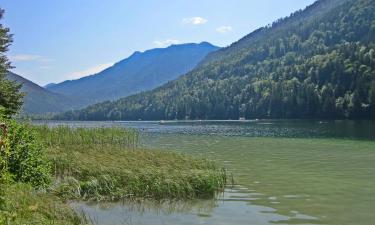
top-left (0, 119), bottom-right (51, 188)
top-left (57, 0), bottom-right (375, 120)
top-left (0, 121), bottom-right (10, 184)
top-left (0, 9), bottom-right (23, 118)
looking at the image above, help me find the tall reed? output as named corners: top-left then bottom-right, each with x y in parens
top-left (34, 125), bottom-right (139, 150)
top-left (32, 125), bottom-right (226, 201)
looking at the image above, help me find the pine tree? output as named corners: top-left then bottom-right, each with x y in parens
top-left (0, 9), bottom-right (23, 117)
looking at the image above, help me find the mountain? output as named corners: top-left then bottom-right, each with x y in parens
top-left (6, 72), bottom-right (78, 114)
top-left (56, 0), bottom-right (375, 121)
top-left (44, 83), bottom-right (57, 89)
top-left (47, 42), bottom-right (219, 106)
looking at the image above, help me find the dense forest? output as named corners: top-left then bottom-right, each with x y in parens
top-left (56, 0), bottom-right (375, 120)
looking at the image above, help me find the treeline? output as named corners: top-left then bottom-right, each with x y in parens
top-left (56, 0), bottom-right (375, 121)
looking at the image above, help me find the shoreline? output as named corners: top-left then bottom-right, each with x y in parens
top-left (0, 125), bottom-right (226, 224)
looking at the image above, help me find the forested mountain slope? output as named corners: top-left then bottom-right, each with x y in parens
top-left (6, 72), bottom-right (79, 114)
top-left (57, 0), bottom-right (375, 120)
top-left (47, 42), bottom-right (219, 106)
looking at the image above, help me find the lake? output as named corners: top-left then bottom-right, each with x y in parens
top-left (36, 120), bottom-right (375, 225)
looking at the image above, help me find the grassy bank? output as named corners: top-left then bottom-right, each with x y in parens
top-left (0, 124), bottom-right (226, 224)
top-left (0, 183), bottom-right (84, 225)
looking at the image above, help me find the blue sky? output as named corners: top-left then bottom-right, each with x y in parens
top-left (1, 0), bottom-right (315, 86)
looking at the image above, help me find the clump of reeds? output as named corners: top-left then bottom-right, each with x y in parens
top-left (34, 125), bottom-right (139, 150)
top-left (33, 126), bottom-right (226, 201)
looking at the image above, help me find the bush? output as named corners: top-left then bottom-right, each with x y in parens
top-left (0, 119), bottom-right (51, 188)
top-left (0, 120), bottom-right (10, 184)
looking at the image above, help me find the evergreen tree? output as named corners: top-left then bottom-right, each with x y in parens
top-left (0, 9), bottom-right (23, 117)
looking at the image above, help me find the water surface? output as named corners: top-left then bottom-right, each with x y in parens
top-left (36, 120), bottom-right (375, 225)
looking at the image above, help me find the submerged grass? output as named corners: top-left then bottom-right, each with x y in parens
top-left (33, 125), bottom-right (226, 201)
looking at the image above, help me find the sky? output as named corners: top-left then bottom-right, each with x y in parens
top-left (1, 0), bottom-right (315, 86)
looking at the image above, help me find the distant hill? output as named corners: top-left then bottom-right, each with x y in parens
top-left (56, 0), bottom-right (375, 120)
top-left (44, 83), bottom-right (57, 89)
top-left (6, 72), bottom-right (78, 114)
top-left (47, 42), bottom-right (219, 106)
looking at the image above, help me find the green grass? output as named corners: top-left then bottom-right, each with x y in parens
top-left (0, 183), bottom-right (86, 225)
top-left (35, 125), bottom-right (139, 150)
top-left (33, 125), bottom-right (226, 200)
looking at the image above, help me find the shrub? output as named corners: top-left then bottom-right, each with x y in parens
top-left (0, 120), bottom-right (10, 183)
top-left (0, 119), bottom-right (51, 188)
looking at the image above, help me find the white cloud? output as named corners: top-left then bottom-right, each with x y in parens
top-left (153, 39), bottom-right (181, 48)
top-left (182, 17), bottom-right (207, 25)
top-left (216, 26), bottom-right (233, 33)
top-left (9, 54), bottom-right (43, 62)
top-left (68, 63), bottom-right (114, 80)
top-left (9, 54), bottom-right (53, 63)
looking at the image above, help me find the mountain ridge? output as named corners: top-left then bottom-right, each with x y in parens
top-left (47, 42), bottom-right (219, 106)
top-left (6, 72), bottom-right (79, 114)
top-left (201, 0), bottom-right (350, 66)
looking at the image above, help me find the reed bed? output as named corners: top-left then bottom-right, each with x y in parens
top-left (34, 125), bottom-right (139, 150)
top-left (33, 126), bottom-right (226, 201)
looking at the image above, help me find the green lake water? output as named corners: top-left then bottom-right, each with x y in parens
top-left (39, 120), bottom-right (375, 225)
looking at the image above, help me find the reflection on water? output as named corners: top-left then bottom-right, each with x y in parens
top-left (71, 186), bottom-right (321, 225)
top-left (35, 120), bottom-right (375, 225)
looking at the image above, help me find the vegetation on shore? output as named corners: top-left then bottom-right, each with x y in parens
top-left (35, 125), bottom-right (226, 201)
top-left (0, 120), bottom-right (85, 224)
top-left (0, 183), bottom-right (84, 225)
top-left (0, 123), bottom-right (226, 224)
